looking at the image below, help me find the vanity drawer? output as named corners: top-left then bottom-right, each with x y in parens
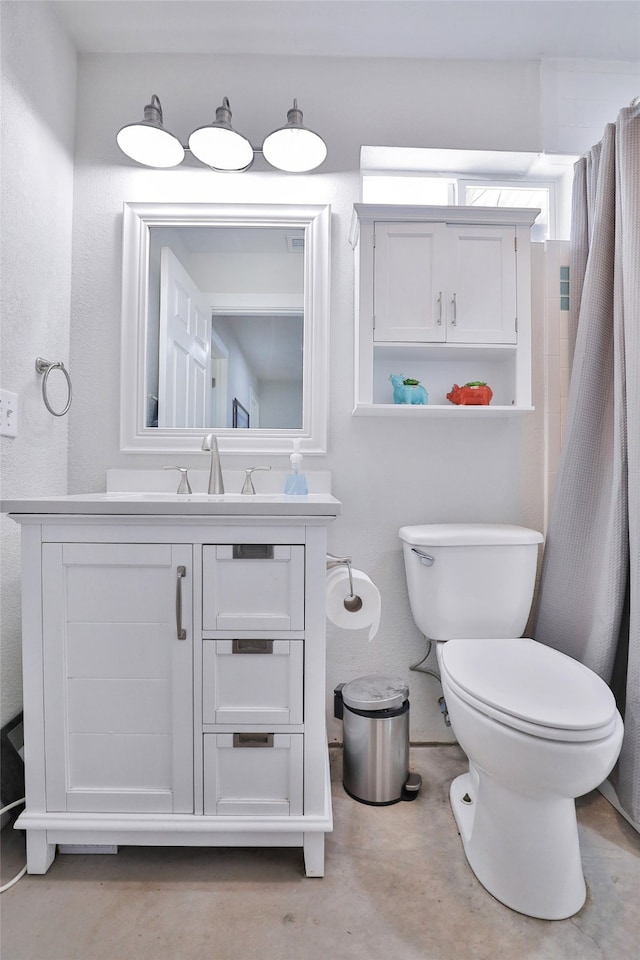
top-left (202, 639), bottom-right (303, 725)
top-left (202, 544), bottom-right (305, 632)
top-left (203, 733), bottom-right (303, 816)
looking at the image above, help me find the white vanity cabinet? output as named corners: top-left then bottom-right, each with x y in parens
top-left (7, 496), bottom-right (339, 878)
top-left (351, 204), bottom-right (538, 415)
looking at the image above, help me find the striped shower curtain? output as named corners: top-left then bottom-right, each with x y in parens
top-left (533, 101), bottom-right (640, 828)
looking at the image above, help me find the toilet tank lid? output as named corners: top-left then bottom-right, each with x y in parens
top-left (399, 523), bottom-right (544, 547)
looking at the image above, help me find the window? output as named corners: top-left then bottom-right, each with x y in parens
top-left (362, 175), bottom-right (455, 206)
top-left (363, 174), bottom-right (553, 240)
top-left (459, 182), bottom-right (552, 241)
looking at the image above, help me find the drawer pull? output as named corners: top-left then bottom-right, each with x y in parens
top-left (233, 733), bottom-right (274, 748)
top-left (232, 544), bottom-right (274, 560)
top-left (176, 565), bottom-right (187, 640)
top-left (232, 639), bottom-right (274, 655)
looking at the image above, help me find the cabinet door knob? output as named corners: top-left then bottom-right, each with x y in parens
top-left (451, 292), bottom-right (457, 325)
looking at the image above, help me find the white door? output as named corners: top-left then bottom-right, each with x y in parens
top-left (158, 246), bottom-right (211, 426)
top-left (42, 542), bottom-right (193, 814)
top-left (445, 224), bottom-right (517, 343)
top-left (373, 222), bottom-right (448, 342)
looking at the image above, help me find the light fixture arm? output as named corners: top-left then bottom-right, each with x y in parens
top-left (144, 94), bottom-right (164, 126)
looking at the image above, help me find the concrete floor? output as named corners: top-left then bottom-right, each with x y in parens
top-left (1, 745), bottom-right (639, 960)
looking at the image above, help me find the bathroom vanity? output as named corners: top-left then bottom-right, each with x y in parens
top-left (4, 493), bottom-right (340, 877)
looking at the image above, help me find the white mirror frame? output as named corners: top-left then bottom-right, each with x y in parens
top-left (120, 202), bottom-right (330, 454)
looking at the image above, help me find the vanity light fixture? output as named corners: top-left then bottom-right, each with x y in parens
top-left (117, 95), bottom-right (327, 173)
top-left (116, 95), bottom-right (185, 168)
top-left (262, 100), bottom-right (327, 173)
top-left (188, 97), bottom-right (254, 172)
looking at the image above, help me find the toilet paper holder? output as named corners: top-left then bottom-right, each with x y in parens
top-left (326, 554), bottom-right (363, 612)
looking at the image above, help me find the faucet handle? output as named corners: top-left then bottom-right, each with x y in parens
top-left (163, 466), bottom-right (192, 495)
top-left (241, 466), bottom-right (272, 495)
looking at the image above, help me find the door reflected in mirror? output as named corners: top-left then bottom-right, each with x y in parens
top-left (148, 225), bottom-right (304, 431)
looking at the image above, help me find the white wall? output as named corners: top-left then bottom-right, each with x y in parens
top-left (4, 33), bottom-right (631, 741)
top-left (67, 53), bottom-right (544, 741)
top-left (0, 1), bottom-right (77, 727)
top-left (542, 58), bottom-right (640, 154)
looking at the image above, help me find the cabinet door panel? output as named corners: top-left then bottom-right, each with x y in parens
top-left (446, 225), bottom-right (517, 343)
top-left (43, 542), bottom-right (193, 815)
top-left (68, 734), bottom-right (172, 792)
top-left (374, 222), bottom-right (447, 342)
top-left (67, 623), bottom-right (172, 678)
top-left (68, 678), bottom-right (171, 734)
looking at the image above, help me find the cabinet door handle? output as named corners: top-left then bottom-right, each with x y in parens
top-left (176, 565), bottom-right (187, 640)
top-left (437, 291), bottom-right (443, 325)
top-left (451, 292), bottom-right (457, 325)
top-left (232, 639), bottom-right (274, 654)
top-left (233, 733), bottom-right (274, 748)
top-left (232, 544), bottom-right (274, 560)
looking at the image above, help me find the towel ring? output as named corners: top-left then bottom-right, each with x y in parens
top-left (35, 357), bottom-right (73, 417)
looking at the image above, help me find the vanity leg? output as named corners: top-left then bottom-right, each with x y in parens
top-left (26, 830), bottom-right (56, 874)
top-left (303, 833), bottom-right (325, 877)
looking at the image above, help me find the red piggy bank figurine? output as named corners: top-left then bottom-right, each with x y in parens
top-left (447, 381), bottom-right (493, 405)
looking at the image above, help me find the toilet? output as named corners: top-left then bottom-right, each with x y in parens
top-left (399, 523), bottom-right (624, 920)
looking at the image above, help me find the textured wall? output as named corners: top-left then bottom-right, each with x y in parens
top-left (4, 29), bottom-right (615, 739)
top-left (67, 54), bottom-right (544, 741)
top-left (0, 1), bottom-right (77, 726)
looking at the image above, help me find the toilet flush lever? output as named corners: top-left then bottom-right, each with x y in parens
top-left (411, 547), bottom-right (435, 566)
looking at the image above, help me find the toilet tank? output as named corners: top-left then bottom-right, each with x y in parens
top-left (399, 524), bottom-right (544, 641)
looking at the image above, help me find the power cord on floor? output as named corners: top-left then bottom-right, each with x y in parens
top-left (0, 797), bottom-right (27, 892)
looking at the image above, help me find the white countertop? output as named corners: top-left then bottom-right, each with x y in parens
top-left (1, 492), bottom-right (341, 518)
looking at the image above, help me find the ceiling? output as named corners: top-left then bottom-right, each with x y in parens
top-left (51, 1), bottom-right (640, 61)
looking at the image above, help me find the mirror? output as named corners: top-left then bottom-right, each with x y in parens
top-left (120, 202), bottom-right (330, 454)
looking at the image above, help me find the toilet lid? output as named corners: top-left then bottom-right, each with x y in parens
top-left (440, 638), bottom-right (618, 738)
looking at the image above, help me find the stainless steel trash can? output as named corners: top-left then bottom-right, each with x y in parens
top-left (334, 675), bottom-right (421, 805)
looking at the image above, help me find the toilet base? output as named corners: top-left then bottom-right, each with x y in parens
top-left (449, 768), bottom-right (586, 920)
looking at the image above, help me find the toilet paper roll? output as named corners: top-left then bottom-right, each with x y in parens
top-left (326, 566), bottom-right (382, 641)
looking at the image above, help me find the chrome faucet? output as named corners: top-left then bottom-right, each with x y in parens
top-left (201, 433), bottom-right (224, 494)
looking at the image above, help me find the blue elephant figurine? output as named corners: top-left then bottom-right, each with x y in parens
top-left (389, 374), bottom-right (428, 405)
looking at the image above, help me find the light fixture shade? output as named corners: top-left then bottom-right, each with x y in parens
top-left (262, 100), bottom-right (327, 173)
top-left (116, 95), bottom-right (185, 168)
top-left (188, 98), bottom-right (254, 172)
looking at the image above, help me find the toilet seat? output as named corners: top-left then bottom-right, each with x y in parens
top-left (440, 637), bottom-right (619, 742)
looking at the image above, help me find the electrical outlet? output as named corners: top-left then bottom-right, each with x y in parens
top-left (0, 389), bottom-right (18, 437)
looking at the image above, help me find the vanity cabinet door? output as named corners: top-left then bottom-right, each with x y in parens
top-left (42, 542), bottom-right (193, 814)
top-left (202, 544), bottom-right (305, 632)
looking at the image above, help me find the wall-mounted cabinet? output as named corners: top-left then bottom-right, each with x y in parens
top-left (350, 204), bottom-right (539, 416)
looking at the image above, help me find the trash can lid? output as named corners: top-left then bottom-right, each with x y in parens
top-left (342, 675), bottom-right (409, 711)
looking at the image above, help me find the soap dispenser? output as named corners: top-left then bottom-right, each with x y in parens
top-left (284, 438), bottom-right (309, 495)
